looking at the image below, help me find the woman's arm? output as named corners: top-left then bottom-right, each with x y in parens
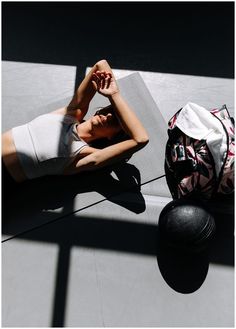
top-left (70, 69), bottom-right (149, 174)
top-left (73, 139), bottom-right (148, 174)
top-left (92, 70), bottom-right (149, 144)
top-left (108, 92), bottom-right (149, 144)
top-left (52, 59), bottom-right (114, 120)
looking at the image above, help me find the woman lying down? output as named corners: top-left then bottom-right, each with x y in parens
top-left (2, 59), bottom-right (149, 195)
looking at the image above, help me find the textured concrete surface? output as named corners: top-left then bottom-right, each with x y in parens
top-left (2, 64), bottom-right (169, 240)
top-left (2, 61), bottom-right (234, 327)
top-left (109, 68), bottom-right (234, 121)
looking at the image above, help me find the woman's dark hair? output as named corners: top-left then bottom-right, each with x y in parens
top-left (91, 105), bottom-right (129, 148)
top-left (94, 105), bottom-right (120, 126)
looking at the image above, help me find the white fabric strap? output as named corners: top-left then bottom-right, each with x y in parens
top-left (176, 102), bottom-right (227, 177)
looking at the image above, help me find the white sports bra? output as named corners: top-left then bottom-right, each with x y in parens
top-left (12, 113), bottom-right (88, 179)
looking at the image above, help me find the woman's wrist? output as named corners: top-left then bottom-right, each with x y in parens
top-left (108, 91), bottom-right (121, 101)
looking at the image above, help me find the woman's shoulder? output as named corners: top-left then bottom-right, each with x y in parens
top-left (31, 112), bottom-right (79, 125)
top-left (63, 145), bottom-right (98, 175)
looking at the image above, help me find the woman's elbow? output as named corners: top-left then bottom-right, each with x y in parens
top-left (96, 59), bottom-right (109, 69)
top-left (75, 156), bottom-right (97, 172)
top-left (97, 59), bottom-right (108, 65)
top-left (136, 135), bottom-right (149, 147)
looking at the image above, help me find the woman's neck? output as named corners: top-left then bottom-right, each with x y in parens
top-left (76, 120), bottom-right (95, 143)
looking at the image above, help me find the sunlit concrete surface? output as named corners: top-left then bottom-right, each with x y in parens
top-left (90, 67), bottom-right (234, 121)
top-left (2, 61), bottom-right (234, 327)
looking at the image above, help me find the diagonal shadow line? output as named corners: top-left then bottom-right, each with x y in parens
top-left (3, 203), bottom-right (234, 326)
top-left (2, 63), bottom-right (234, 326)
top-left (4, 211), bottom-right (234, 265)
top-left (10, 204), bottom-right (233, 327)
top-left (1, 175), bottom-right (166, 244)
top-left (2, 65), bottom-right (168, 326)
top-left (2, 186), bottom-right (234, 327)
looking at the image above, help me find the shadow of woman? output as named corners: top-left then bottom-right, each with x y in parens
top-left (2, 161), bottom-right (146, 237)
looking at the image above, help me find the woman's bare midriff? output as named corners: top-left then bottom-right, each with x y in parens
top-left (2, 130), bottom-right (27, 183)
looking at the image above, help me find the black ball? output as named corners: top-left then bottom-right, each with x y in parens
top-left (159, 199), bottom-right (216, 252)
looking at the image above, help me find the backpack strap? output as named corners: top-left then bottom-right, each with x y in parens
top-left (210, 105), bottom-right (235, 194)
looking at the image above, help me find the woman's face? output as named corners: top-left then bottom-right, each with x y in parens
top-left (90, 111), bottom-right (121, 139)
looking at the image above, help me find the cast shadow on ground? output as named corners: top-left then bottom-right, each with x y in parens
top-left (3, 195), bottom-right (234, 325)
top-left (2, 159), bottom-right (150, 327)
top-left (2, 165), bottom-right (234, 325)
top-left (156, 229), bottom-right (210, 294)
top-left (2, 161), bottom-right (146, 238)
top-left (156, 195), bottom-right (234, 294)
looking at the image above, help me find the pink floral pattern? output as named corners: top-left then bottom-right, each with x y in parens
top-left (166, 105), bottom-right (234, 199)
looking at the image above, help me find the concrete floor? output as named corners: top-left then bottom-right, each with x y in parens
top-left (2, 61), bottom-right (234, 327)
top-left (2, 2), bottom-right (234, 327)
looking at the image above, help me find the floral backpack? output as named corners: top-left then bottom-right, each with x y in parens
top-left (165, 104), bottom-right (235, 200)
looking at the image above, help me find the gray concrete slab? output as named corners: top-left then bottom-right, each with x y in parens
top-left (2, 64), bottom-right (168, 240)
top-left (2, 62), bottom-right (234, 327)
top-left (2, 239), bottom-right (58, 327)
top-left (2, 195), bottom-right (234, 327)
top-left (2, 61), bottom-right (77, 132)
top-left (108, 68), bottom-right (235, 120)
